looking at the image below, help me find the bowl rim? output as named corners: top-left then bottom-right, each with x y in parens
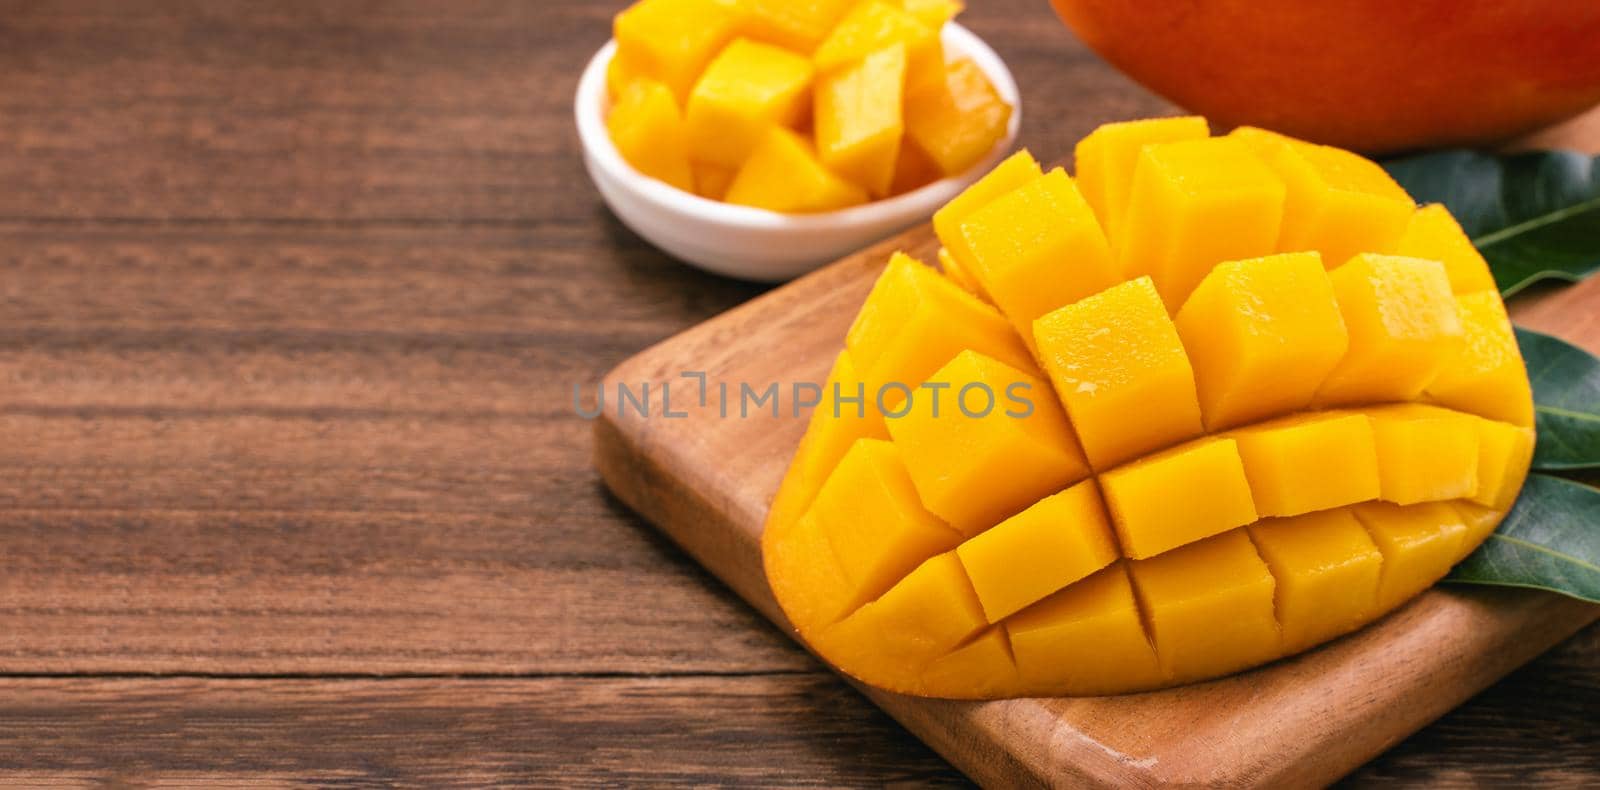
top-left (573, 22), bottom-right (1022, 232)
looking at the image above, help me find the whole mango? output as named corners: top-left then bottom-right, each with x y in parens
top-left (1048, 0), bottom-right (1600, 153)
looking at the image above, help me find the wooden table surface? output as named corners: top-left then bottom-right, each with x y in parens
top-left (0, 1), bottom-right (1593, 785)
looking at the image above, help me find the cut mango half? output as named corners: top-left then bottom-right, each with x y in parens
top-left (761, 118), bottom-right (1535, 698)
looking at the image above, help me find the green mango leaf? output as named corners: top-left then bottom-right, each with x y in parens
top-left (1445, 474), bottom-right (1600, 604)
top-left (1382, 149), bottom-right (1600, 297)
top-left (1518, 327), bottom-right (1600, 471)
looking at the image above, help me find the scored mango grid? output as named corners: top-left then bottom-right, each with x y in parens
top-left (800, 241), bottom-right (1523, 690)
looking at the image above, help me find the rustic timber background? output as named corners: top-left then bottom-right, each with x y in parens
top-left (0, 0), bottom-right (1593, 785)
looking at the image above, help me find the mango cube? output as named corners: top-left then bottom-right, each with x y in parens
top-left (1368, 405), bottom-right (1481, 504)
top-left (607, 47), bottom-right (646, 98)
top-left (607, 80), bottom-right (696, 193)
top-left (936, 246), bottom-right (982, 297)
top-left (762, 504), bottom-right (859, 633)
top-left (1006, 565), bottom-right (1166, 696)
top-left (813, 1), bottom-right (939, 75)
top-left (691, 161), bottom-right (735, 201)
top-left (1118, 137), bottom-right (1286, 308)
top-left (1314, 254), bottom-right (1464, 406)
top-left (904, 58), bottom-right (1013, 177)
top-left (886, 351), bottom-right (1091, 535)
top-left (934, 149), bottom-right (1042, 273)
top-left (890, 138), bottom-right (943, 196)
top-left (1231, 127), bottom-right (1414, 268)
top-left (953, 168), bottom-right (1119, 348)
top-left (1451, 503), bottom-right (1504, 561)
top-left (1229, 412), bottom-right (1381, 517)
top-left (1099, 436), bottom-right (1259, 559)
top-left (1034, 276), bottom-right (1204, 470)
top-left (1128, 530), bottom-right (1280, 682)
top-left (815, 44), bottom-right (907, 197)
top-left (1425, 290), bottom-right (1534, 427)
top-left (1351, 501), bottom-right (1468, 610)
top-left (901, 0), bottom-right (964, 28)
top-left (733, 0), bottom-right (857, 53)
top-left (845, 252), bottom-right (1036, 406)
top-left (817, 551), bottom-right (988, 678)
top-left (807, 439), bottom-right (961, 607)
top-left (920, 626), bottom-right (1020, 698)
top-left (1248, 509), bottom-right (1382, 653)
top-left (685, 38), bottom-right (815, 169)
top-left (1396, 204), bottom-right (1498, 294)
top-left (725, 127), bottom-right (867, 213)
top-left (1470, 418), bottom-right (1535, 511)
top-left (765, 350), bottom-right (891, 533)
top-left (956, 480), bottom-right (1119, 622)
top-left (1174, 252), bottom-right (1350, 430)
top-left (613, 0), bottom-right (741, 101)
top-left (1073, 115), bottom-right (1209, 249)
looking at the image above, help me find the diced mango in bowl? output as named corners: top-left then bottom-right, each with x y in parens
top-left (762, 118), bottom-right (1535, 699)
top-left (605, 0), bottom-right (1012, 212)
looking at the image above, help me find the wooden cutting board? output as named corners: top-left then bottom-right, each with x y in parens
top-left (593, 224), bottom-right (1600, 787)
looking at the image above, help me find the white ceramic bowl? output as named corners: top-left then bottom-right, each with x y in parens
top-left (574, 23), bottom-right (1021, 282)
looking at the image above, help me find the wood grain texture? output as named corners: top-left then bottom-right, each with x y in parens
top-left (0, 0), bottom-right (1592, 784)
top-left (594, 234), bottom-right (1600, 787)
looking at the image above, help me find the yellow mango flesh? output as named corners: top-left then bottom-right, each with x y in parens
top-left (947, 168), bottom-right (1119, 351)
top-left (610, 0), bottom-right (977, 209)
top-left (1004, 565), bottom-right (1164, 696)
top-left (606, 80), bottom-right (697, 193)
top-left (935, 247), bottom-right (983, 298)
top-left (815, 43), bottom-right (907, 197)
top-left (889, 138), bottom-right (944, 196)
top-left (1117, 136), bottom-right (1286, 308)
top-left (763, 126), bottom-right (1535, 700)
top-left (904, 58), bottom-right (1014, 177)
top-left (1231, 126), bottom-right (1414, 269)
top-left (921, 626), bottom-right (1019, 698)
top-left (691, 161), bottom-right (735, 201)
top-left (1229, 412), bottom-right (1381, 518)
top-left (1033, 276), bottom-right (1203, 471)
top-left (685, 38), bottom-right (814, 169)
top-left (955, 479), bottom-right (1117, 621)
top-left (1174, 252), bottom-right (1350, 431)
top-left (1314, 254), bottom-right (1465, 406)
top-left (614, 0), bottom-right (741, 101)
top-left (845, 252), bottom-right (1036, 407)
top-left (1352, 502), bottom-right (1468, 610)
top-left (808, 439), bottom-right (961, 611)
top-left (1248, 509), bottom-right (1382, 653)
top-left (819, 0), bottom-right (940, 84)
top-left (1074, 115), bottom-right (1209, 250)
top-left (1426, 290), bottom-right (1535, 427)
top-left (732, 0), bottom-right (856, 54)
top-left (1397, 204), bottom-right (1499, 294)
top-left (764, 350), bottom-right (889, 534)
top-left (724, 127), bottom-right (867, 213)
top-left (934, 149), bottom-right (1042, 277)
top-left (885, 350), bottom-right (1090, 535)
top-left (1368, 404), bottom-right (1481, 505)
top-left (1099, 435), bottom-right (1258, 559)
top-left (1127, 530), bottom-right (1280, 683)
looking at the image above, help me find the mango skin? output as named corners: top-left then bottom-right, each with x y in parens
top-left (762, 119), bottom-right (1536, 699)
top-left (1047, 0), bottom-right (1600, 154)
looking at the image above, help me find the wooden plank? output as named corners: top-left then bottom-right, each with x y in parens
top-left (0, 223), bottom-right (798, 675)
top-left (594, 220), bottom-right (1600, 787)
top-left (0, 674), bottom-right (968, 786)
